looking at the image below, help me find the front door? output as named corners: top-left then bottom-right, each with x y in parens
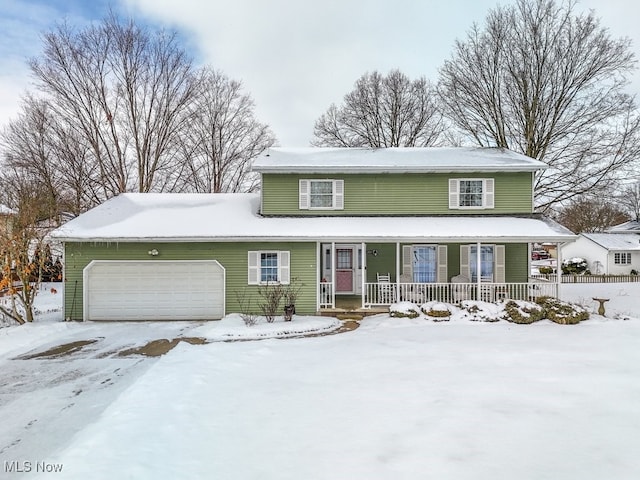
top-left (336, 248), bottom-right (354, 293)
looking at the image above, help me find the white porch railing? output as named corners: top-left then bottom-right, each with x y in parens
top-left (319, 281), bottom-right (334, 308)
top-left (361, 281), bottom-right (558, 307)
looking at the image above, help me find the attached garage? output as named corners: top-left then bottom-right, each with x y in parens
top-left (83, 260), bottom-right (225, 321)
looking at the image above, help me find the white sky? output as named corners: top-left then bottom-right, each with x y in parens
top-left (1, 0), bottom-right (639, 146)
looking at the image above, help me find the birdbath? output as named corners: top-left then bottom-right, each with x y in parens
top-left (592, 298), bottom-right (610, 316)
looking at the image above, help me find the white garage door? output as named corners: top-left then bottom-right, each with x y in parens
top-left (83, 260), bottom-right (225, 321)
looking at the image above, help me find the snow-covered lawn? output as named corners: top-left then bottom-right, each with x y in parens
top-left (1, 284), bottom-right (639, 479)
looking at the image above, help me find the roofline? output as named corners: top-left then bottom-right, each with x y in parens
top-left (253, 165), bottom-right (545, 174)
top-left (54, 234), bottom-right (577, 243)
top-left (581, 233), bottom-right (640, 250)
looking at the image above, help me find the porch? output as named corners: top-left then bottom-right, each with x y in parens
top-left (316, 240), bottom-right (563, 310)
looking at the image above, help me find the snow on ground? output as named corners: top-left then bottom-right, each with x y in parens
top-left (1, 283), bottom-right (639, 479)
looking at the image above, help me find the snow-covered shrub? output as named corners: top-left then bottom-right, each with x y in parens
top-left (458, 300), bottom-right (501, 322)
top-left (535, 297), bottom-right (589, 324)
top-left (234, 289), bottom-right (258, 326)
top-left (502, 300), bottom-right (544, 324)
top-left (421, 301), bottom-right (452, 322)
top-left (538, 266), bottom-right (554, 275)
top-left (561, 257), bottom-right (588, 275)
top-left (258, 282), bottom-right (285, 323)
top-left (389, 301), bottom-right (420, 319)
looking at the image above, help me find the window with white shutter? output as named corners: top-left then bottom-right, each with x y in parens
top-left (449, 179), bottom-right (495, 210)
top-left (299, 179), bottom-right (344, 210)
top-left (247, 251), bottom-right (291, 285)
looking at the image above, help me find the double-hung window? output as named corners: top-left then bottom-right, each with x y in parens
top-left (299, 179), bottom-right (344, 210)
top-left (248, 251), bottom-right (290, 284)
top-left (460, 244), bottom-right (505, 283)
top-left (449, 179), bottom-right (494, 209)
top-left (402, 245), bottom-right (448, 283)
top-left (614, 252), bottom-right (632, 265)
top-left (412, 246), bottom-right (437, 283)
top-left (470, 245), bottom-right (495, 282)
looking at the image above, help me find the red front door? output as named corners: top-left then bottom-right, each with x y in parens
top-left (335, 248), bottom-right (354, 293)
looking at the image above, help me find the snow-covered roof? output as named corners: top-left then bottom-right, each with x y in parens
top-left (607, 220), bottom-right (640, 234)
top-left (581, 233), bottom-right (640, 251)
top-left (252, 147), bottom-right (547, 174)
top-left (52, 193), bottom-right (576, 243)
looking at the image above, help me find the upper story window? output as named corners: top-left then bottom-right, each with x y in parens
top-left (449, 178), bottom-right (494, 210)
top-left (299, 179), bottom-right (344, 210)
top-left (614, 252), bottom-right (632, 265)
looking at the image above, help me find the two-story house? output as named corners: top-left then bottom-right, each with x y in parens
top-left (53, 147), bottom-right (575, 321)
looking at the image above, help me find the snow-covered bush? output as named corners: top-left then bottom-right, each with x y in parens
top-left (502, 300), bottom-right (544, 324)
top-left (538, 266), bottom-right (554, 275)
top-left (421, 301), bottom-right (452, 322)
top-left (457, 301), bottom-right (501, 322)
top-left (561, 257), bottom-right (588, 275)
top-left (389, 301), bottom-right (420, 319)
top-left (535, 297), bottom-right (589, 324)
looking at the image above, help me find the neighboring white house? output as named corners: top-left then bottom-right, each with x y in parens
top-left (561, 233), bottom-right (640, 275)
top-left (607, 220), bottom-right (640, 234)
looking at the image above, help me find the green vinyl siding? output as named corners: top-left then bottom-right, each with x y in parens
top-left (365, 243), bottom-right (397, 282)
top-left (63, 241), bottom-right (317, 321)
top-left (504, 243), bottom-right (528, 282)
top-left (261, 172), bottom-right (533, 215)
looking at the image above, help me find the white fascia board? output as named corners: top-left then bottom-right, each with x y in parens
top-left (253, 165), bottom-right (546, 174)
top-left (58, 234), bottom-right (577, 243)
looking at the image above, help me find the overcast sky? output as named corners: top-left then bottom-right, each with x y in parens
top-left (1, 0), bottom-right (639, 146)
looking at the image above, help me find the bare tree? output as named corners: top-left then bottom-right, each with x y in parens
top-left (556, 196), bottom-right (630, 233)
top-left (0, 95), bottom-right (98, 217)
top-left (312, 69), bottom-right (445, 147)
top-left (178, 68), bottom-right (276, 193)
top-left (0, 198), bottom-right (55, 325)
top-left (618, 181), bottom-right (640, 221)
top-left (438, 0), bottom-right (640, 212)
top-left (28, 13), bottom-right (199, 197)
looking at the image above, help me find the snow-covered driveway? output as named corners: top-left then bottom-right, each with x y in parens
top-left (0, 320), bottom-right (204, 467)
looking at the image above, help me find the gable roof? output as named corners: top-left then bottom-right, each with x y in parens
top-left (252, 147), bottom-right (546, 174)
top-left (581, 233), bottom-right (640, 251)
top-left (52, 193), bottom-right (575, 243)
top-left (606, 220), bottom-right (640, 234)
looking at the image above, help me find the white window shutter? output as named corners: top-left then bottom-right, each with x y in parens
top-left (279, 251), bottom-right (290, 284)
top-left (299, 179), bottom-right (310, 209)
top-left (402, 245), bottom-right (413, 280)
top-left (449, 179), bottom-right (459, 209)
top-left (495, 245), bottom-right (505, 283)
top-left (484, 179), bottom-right (495, 208)
top-left (437, 245), bottom-right (448, 283)
top-left (460, 245), bottom-right (471, 280)
top-left (334, 179), bottom-right (344, 209)
top-left (248, 251), bottom-right (260, 285)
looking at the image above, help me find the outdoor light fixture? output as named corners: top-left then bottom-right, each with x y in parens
top-left (148, 249), bottom-right (159, 256)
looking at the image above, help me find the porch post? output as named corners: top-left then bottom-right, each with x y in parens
top-left (476, 241), bottom-right (482, 300)
top-left (556, 241), bottom-right (562, 299)
top-left (396, 242), bottom-right (401, 303)
top-left (361, 242), bottom-right (366, 309)
top-left (331, 242), bottom-right (336, 308)
top-left (316, 242), bottom-right (320, 311)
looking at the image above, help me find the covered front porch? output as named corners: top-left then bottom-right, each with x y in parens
top-left (316, 240), bottom-right (562, 310)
